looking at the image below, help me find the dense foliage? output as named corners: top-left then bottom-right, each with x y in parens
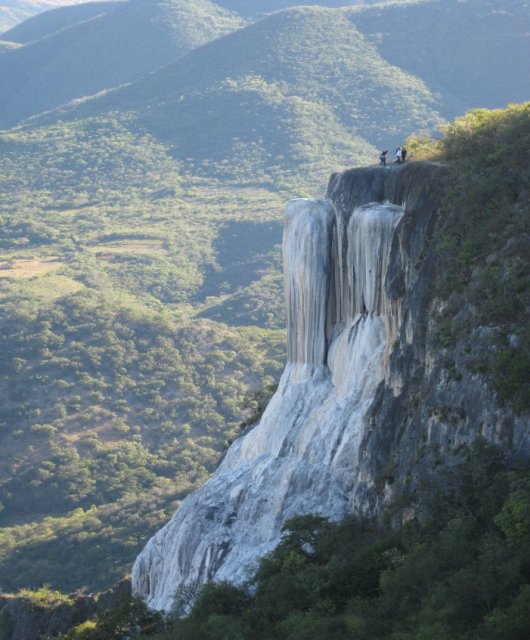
top-left (52, 442), bottom-right (530, 640)
top-left (0, 290), bottom-right (284, 591)
top-left (351, 0), bottom-right (529, 117)
top-left (0, 106), bottom-right (287, 592)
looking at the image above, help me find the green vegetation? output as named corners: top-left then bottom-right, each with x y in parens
top-left (0, 289), bottom-right (285, 591)
top-left (68, 4), bottom-right (440, 178)
top-left (16, 585), bottom-right (74, 608)
top-left (213, 1), bottom-right (428, 18)
top-left (57, 598), bottom-right (165, 640)
top-left (408, 103), bottom-right (530, 412)
top-left (49, 442), bottom-right (530, 640)
top-left (0, 112), bottom-right (287, 592)
top-left (155, 445), bottom-right (528, 640)
top-left (351, 0), bottom-right (530, 118)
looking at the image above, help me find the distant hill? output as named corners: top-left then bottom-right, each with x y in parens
top-left (212, 0), bottom-right (530, 118)
top-left (352, 0), bottom-right (530, 118)
top-left (39, 6), bottom-right (441, 182)
top-left (2, 1), bottom-right (122, 44)
top-left (0, 0), bottom-right (243, 129)
top-left (213, 0), bottom-right (407, 18)
top-left (0, 0), bottom-right (111, 34)
top-left (0, 0), bottom-right (424, 32)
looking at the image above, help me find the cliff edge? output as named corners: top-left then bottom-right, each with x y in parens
top-left (130, 159), bottom-right (530, 614)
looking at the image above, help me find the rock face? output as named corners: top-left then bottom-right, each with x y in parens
top-left (132, 162), bottom-right (529, 613)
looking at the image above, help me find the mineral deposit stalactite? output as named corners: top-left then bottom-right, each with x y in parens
top-left (132, 171), bottom-right (405, 614)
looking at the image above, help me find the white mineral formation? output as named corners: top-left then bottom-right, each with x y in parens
top-left (132, 197), bottom-right (404, 613)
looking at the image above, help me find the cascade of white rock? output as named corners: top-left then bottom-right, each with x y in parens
top-left (132, 197), bottom-right (404, 614)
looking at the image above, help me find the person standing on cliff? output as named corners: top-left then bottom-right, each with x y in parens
top-left (401, 147), bottom-right (408, 163)
top-left (395, 146), bottom-right (402, 163)
top-left (379, 150), bottom-right (388, 166)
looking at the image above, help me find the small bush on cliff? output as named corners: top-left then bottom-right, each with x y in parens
top-left (18, 584), bottom-right (74, 608)
top-left (67, 621), bottom-right (97, 639)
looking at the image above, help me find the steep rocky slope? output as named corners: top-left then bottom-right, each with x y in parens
top-left (130, 161), bottom-right (447, 612)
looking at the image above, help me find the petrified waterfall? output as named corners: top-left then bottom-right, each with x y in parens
top-left (132, 186), bottom-right (405, 614)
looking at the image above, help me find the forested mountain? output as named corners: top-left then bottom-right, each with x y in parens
top-left (217, 0), bottom-right (439, 18)
top-left (2, 0), bottom-right (528, 131)
top-left (0, 0), bottom-right (424, 30)
top-left (0, 0), bottom-right (243, 129)
top-left (212, 0), bottom-right (381, 17)
top-left (0, 0), bottom-right (528, 598)
top-left (42, 5), bottom-right (440, 181)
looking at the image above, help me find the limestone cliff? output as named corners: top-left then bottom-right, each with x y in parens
top-left (132, 162), bottom-right (529, 614)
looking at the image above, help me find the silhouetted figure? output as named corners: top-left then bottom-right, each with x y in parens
top-left (401, 147), bottom-right (407, 163)
top-left (379, 150), bottom-right (388, 166)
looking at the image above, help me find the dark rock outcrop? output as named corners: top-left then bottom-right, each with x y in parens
top-left (326, 163), bottom-right (529, 515)
top-left (0, 579), bottom-right (131, 640)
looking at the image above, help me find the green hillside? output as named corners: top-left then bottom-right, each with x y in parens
top-left (0, 0), bottom-right (243, 129)
top-left (42, 6), bottom-right (441, 178)
top-left (408, 102), bottom-right (530, 413)
top-left (212, 0), bottom-right (410, 18)
top-left (0, 111), bottom-right (287, 591)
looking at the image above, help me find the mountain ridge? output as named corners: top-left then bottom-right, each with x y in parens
top-left (0, 0), bottom-right (112, 33)
top-left (0, 0), bottom-right (244, 129)
top-left (16, 5), bottom-right (442, 186)
top-left (1, 0), bottom-right (122, 43)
